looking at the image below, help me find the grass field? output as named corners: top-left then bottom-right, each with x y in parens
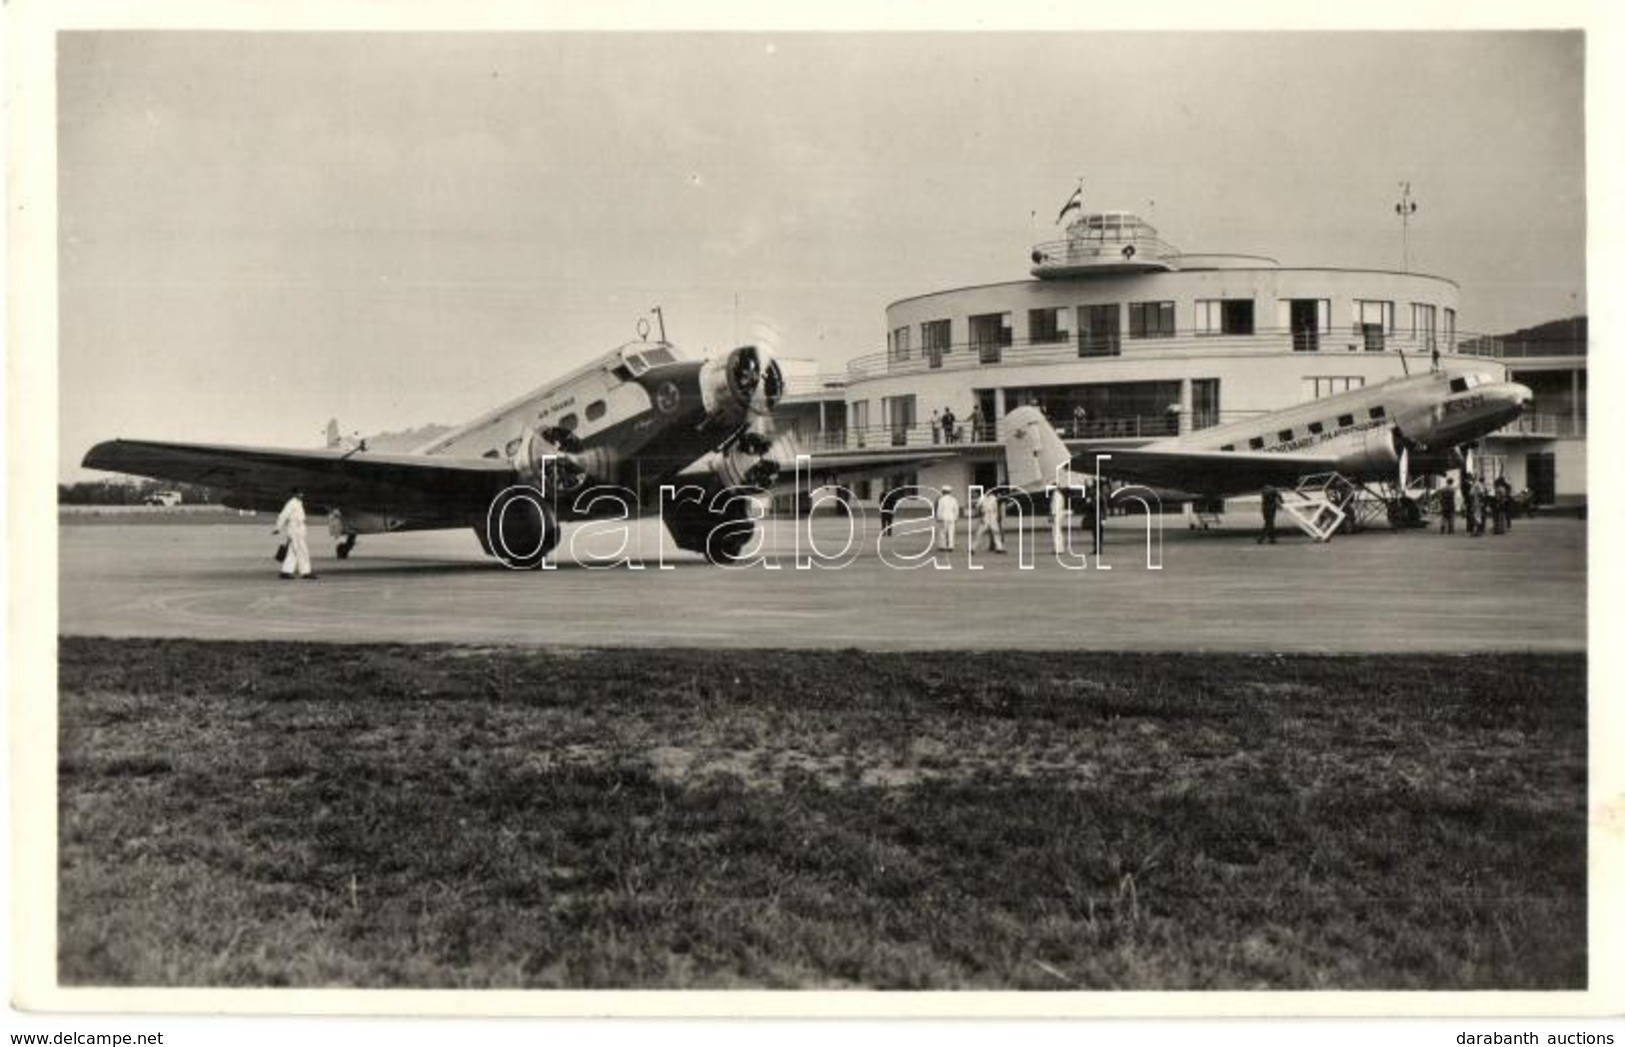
top-left (57, 639), bottom-right (1586, 989)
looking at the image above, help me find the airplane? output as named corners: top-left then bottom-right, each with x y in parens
top-left (1001, 366), bottom-right (1533, 528)
top-left (81, 321), bottom-right (801, 570)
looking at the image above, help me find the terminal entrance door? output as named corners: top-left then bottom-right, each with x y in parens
top-left (1526, 452), bottom-right (1556, 506)
top-left (975, 390), bottom-right (997, 442)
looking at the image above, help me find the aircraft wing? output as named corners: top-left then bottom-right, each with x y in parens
top-left (801, 447), bottom-right (959, 473)
top-left (82, 439), bottom-right (518, 516)
top-left (1070, 446), bottom-right (1345, 496)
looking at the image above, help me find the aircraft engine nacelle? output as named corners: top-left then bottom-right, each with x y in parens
top-left (712, 430), bottom-right (800, 490)
top-left (511, 425), bottom-right (612, 494)
top-left (1332, 425), bottom-right (1403, 479)
top-left (699, 345), bottom-right (785, 426)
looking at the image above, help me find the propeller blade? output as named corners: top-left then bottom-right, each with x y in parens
top-left (1399, 447), bottom-right (1410, 490)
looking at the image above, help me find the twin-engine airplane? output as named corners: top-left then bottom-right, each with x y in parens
top-left (1002, 368), bottom-right (1532, 521)
top-left (83, 330), bottom-right (800, 569)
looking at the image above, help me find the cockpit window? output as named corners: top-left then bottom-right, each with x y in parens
top-left (642, 347), bottom-right (675, 366)
top-left (622, 354), bottom-right (648, 377)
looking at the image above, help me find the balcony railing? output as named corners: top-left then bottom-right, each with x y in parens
top-left (854, 327), bottom-right (1507, 380)
top-left (1496, 412), bottom-right (1586, 439)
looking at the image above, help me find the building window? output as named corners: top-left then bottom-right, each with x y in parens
top-left (1191, 378), bottom-right (1220, 430)
top-left (1129, 301), bottom-right (1176, 339)
top-left (969, 312), bottom-right (1013, 365)
top-left (1412, 303), bottom-right (1437, 353)
top-left (1195, 299), bottom-right (1255, 336)
top-left (890, 326), bottom-right (910, 364)
top-left (882, 394), bottom-right (917, 447)
top-left (1028, 307), bottom-right (1068, 345)
top-left (1287, 299), bottom-right (1331, 352)
top-left (850, 400), bottom-right (870, 446)
top-left (1443, 308), bottom-right (1457, 351)
top-left (1355, 299), bottom-right (1393, 351)
top-left (922, 319), bottom-right (951, 370)
top-left (1303, 376), bottom-right (1366, 399)
top-left (1078, 303), bottom-right (1121, 357)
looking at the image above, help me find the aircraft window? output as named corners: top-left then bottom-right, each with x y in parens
top-left (611, 364), bottom-right (634, 382)
top-left (558, 414), bottom-right (578, 431)
top-left (1277, 428), bottom-right (1294, 442)
top-left (1337, 413), bottom-right (1355, 427)
top-left (1248, 436), bottom-right (1265, 450)
top-left (1308, 421), bottom-right (1325, 435)
top-left (586, 400), bottom-right (607, 422)
top-left (642, 347), bottom-right (675, 366)
top-left (482, 449), bottom-right (500, 459)
top-left (1220, 444), bottom-right (1235, 452)
top-left (622, 355), bottom-right (648, 377)
top-left (504, 437), bottom-right (522, 457)
top-left (1369, 406), bottom-right (1386, 420)
top-left (1449, 377), bottom-right (1469, 393)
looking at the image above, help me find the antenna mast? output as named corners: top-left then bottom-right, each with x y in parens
top-left (1394, 182), bottom-right (1418, 273)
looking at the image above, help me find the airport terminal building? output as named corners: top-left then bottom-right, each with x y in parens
top-left (777, 210), bottom-right (1586, 508)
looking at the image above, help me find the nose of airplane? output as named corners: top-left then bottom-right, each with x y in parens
top-left (1510, 382), bottom-right (1534, 413)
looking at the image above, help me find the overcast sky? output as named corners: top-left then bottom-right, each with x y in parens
top-left (58, 30), bottom-right (1587, 480)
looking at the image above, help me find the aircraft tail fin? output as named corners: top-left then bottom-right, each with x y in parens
top-left (1002, 405), bottom-right (1081, 491)
top-left (324, 418), bottom-right (342, 449)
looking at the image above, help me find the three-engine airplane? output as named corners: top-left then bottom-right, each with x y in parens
top-left (1001, 367), bottom-right (1532, 525)
top-left (82, 326), bottom-right (802, 569)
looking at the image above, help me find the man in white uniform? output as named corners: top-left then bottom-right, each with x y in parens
top-left (934, 485), bottom-right (961, 552)
top-left (1049, 485), bottom-right (1071, 551)
top-left (275, 488), bottom-right (316, 579)
top-left (974, 488), bottom-right (1007, 553)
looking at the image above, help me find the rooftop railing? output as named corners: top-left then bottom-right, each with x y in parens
top-left (1028, 234), bottom-right (1182, 276)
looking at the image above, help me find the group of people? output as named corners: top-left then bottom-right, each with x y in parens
top-left (1436, 473), bottom-right (1520, 537)
top-left (880, 483), bottom-right (1101, 557)
top-left (929, 405), bottom-right (987, 444)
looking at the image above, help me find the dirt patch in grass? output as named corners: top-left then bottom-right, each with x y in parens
top-left (57, 639), bottom-right (1587, 989)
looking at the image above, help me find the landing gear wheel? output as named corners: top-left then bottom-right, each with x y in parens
top-left (704, 520), bottom-right (755, 565)
top-left (1386, 496), bottom-right (1423, 529)
top-left (484, 486), bottom-right (560, 570)
top-left (667, 497), bottom-right (756, 565)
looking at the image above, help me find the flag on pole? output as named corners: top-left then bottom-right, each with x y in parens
top-left (1056, 187), bottom-right (1083, 224)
